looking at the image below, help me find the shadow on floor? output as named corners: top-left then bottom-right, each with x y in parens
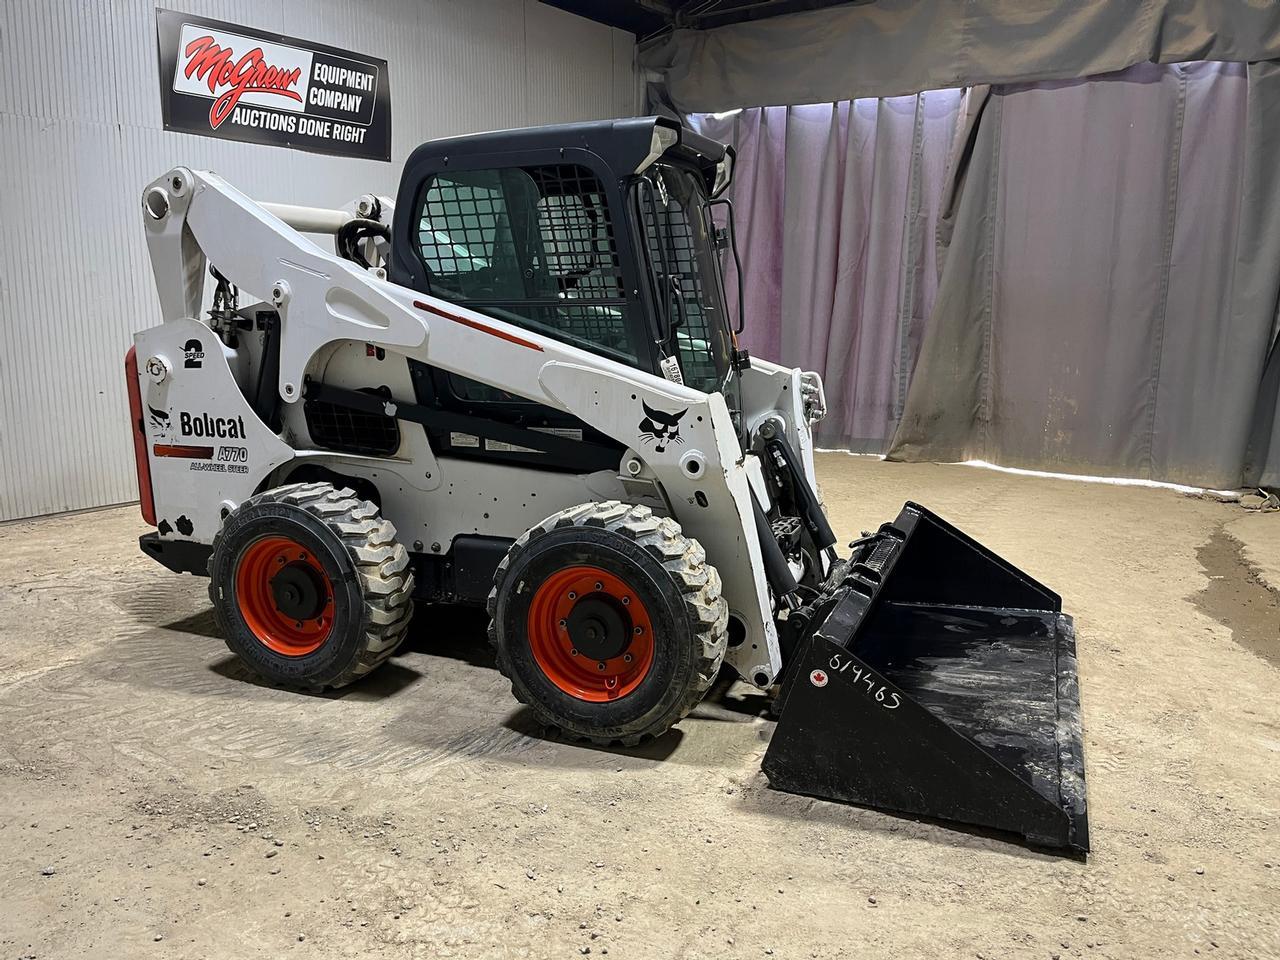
top-left (501, 706), bottom-right (687, 763)
top-left (734, 779), bottom-right (1086, 864)
top-left (162, 608), bottom-right (220, 640)
top-left (399, 603), bottom-right (495, 669)
top-left (206, 654), bottom-right (425, 700)
top-left (144, 595), bottom-right (771, 743)
top-left (154, 601), bottom-right (486, 702)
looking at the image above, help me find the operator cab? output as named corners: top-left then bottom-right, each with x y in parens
top-left (386, 117), bottom-right (744, 470)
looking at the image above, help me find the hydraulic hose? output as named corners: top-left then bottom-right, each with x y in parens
top-left (336, 218), bottom-right (391, 270)
top-left (751, 491), bottom-right (800, 601)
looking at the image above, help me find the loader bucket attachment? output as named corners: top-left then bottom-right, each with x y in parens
top-left (763, 503), bottom-right (1088, 854)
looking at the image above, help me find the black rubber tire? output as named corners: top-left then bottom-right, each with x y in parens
top-left (487, 501), bottom-right (728, 746)
top-left (208, 482), bottom-right (414, 690)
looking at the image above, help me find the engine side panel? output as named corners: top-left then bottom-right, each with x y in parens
top-left (134, 318), bottom-right (295, 543)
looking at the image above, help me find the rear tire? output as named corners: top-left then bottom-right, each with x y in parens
top-left (488, 501), bottom-right (728, 746)
top-left (208, 482), bottom-right (414, 690)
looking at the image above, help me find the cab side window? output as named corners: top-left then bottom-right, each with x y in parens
top-left (415, 165), bottom-right (638, 365)
top-left (416, 168), bottom-right (526, 301)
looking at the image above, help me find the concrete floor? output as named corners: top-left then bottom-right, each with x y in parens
top-left (1, 455), bottom-right (1277, 959)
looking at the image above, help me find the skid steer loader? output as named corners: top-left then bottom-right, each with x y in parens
top-left (126, 117), bottom-right (1088, 852)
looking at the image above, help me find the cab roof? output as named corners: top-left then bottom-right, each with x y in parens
top-left (405, 116), bottom-right (730, 194)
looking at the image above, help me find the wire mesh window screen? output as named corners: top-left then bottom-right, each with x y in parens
top-left (416, 169), bottom-right (524, 301)
top-left (304, 388), bottom-right (400, 457)
top-left (528, 164), bottom-right (624, 302)
top-left (415, 164), bottom-right (636, 369)
top-left (638, 169), bottom-right (722, 391)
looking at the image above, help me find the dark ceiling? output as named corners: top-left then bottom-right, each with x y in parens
top-left (540, 1), bottom-right (870, 40)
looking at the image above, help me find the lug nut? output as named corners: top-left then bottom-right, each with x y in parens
top-left (623, 653), bottom-right (633, 663)
top-left (558, 619), bottom-right (567, 628)
top-left (570, 648), bottom-right (579, 657)
top-left (595, 581), bottom-right (603, 590)
top-left (567, 591), bottom-right (577, 600)
top-left (621, 596), bottom-right (630, 605)
top-left (597, 662), bottom-right (607, 671)
top-left (633, 626), bottom-right (643, 635)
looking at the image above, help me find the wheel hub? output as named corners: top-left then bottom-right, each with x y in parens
top-left (566, 598), bottom-right (629, 661)
top-left (234, 536), bottom-right (334, 656)
top-left (270, 561), bottom-right (327, 621)
top-left (526, 565), bottom-right (655, 702)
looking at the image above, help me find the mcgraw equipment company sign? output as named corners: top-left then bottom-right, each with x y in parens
top-left (155, 10), bottom-right (391, 161)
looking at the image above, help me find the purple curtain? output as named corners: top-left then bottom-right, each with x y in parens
top-left (690, 92), bottom-right (964, 452)
top-left (690, 63), bottom-right (1280, 488)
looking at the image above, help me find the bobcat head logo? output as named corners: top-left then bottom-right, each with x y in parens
top-left (148, 404), bottom-right (171, 438)
top-left (638, 401), bottom-right (687, 454)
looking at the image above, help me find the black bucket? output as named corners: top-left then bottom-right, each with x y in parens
top-left (763, 502), bottom-right (1089, 854)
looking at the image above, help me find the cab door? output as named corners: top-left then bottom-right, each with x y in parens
top-left (388, 155), bottom-right (656, 472)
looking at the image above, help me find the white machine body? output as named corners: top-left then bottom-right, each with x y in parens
top-left (132, 160), bottom-right (829, 689)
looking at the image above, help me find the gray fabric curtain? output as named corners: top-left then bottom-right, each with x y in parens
top-left (643, 0), bottom-right (1280, 114)
top-left (1239, 67), bottom-right (1280, 489)
top-left (1249, 341), bottom-right (1280, 487)
top-left (892, 61), bottom-right (1280, 488)
top-left (692, 61), bottom-right (1280, 488)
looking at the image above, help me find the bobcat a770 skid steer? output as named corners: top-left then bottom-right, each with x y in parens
top-left (127, 117), bottom-right (1088, 852)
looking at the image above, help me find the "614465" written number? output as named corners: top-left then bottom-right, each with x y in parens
top-left (828, 652), bottom-right (901, 709)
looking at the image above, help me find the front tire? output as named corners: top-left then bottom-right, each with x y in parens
top-left (209, 482), bottom-right (414, 690)
top-left (488, 501), bottom-right (728, 746)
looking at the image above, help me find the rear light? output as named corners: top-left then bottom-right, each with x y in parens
top-left (124, 346), bottom-right (157, 525)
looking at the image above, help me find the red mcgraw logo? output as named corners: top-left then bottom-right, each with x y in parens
top-left (182, 34), bottom-right (303, 129)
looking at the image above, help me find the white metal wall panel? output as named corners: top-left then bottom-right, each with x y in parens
top-left (0, 0), bottom-right (638, 520)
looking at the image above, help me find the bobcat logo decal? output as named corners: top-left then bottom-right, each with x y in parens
top-left (148, 404), bottom-right (172, 438)
top-left (638, 401), bottom-right (687, 454)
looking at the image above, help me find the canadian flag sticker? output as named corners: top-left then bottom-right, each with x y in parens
top-left (809, 669), bottom-right (829, 688)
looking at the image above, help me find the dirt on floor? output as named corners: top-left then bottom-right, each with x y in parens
top-left (1, 456), bottom-right (1277, 960)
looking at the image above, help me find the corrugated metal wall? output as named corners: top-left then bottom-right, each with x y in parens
top-left (0, 0), bottom-right (638, 521)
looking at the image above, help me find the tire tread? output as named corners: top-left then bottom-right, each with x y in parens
top-left (486, 500), bottom-right (728, 745)
top-left (208, 481), bottom-right (414, 689)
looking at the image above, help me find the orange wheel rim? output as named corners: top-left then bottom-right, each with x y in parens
top-left (235, 535), bottom-right (335, 656)
top-left (527, 565), bottom-right (655, 702)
